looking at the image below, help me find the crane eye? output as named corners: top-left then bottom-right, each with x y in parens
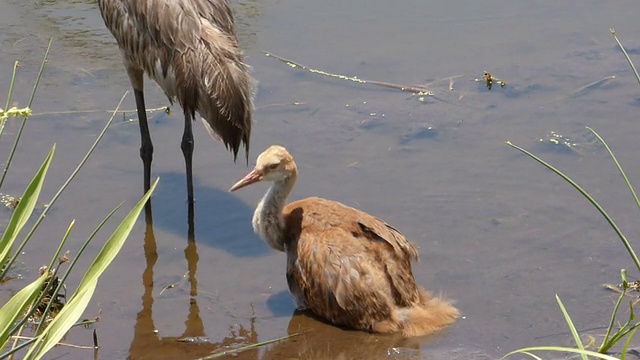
top-left (267, 163), bottom-right (279, 170)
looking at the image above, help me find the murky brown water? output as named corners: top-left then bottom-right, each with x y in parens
top-left (3, 0), bottom-right (640, 359)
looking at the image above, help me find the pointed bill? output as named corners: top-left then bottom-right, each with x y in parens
top-left (229, 169), bottom-right (263, 192)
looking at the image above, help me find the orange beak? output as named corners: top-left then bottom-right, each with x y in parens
top-left (229, 169), bottom-right (263, 192)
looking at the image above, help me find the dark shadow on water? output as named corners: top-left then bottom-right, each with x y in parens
top-left (149, 171), bottom-right (269, 257)
top-left (265, 290), bottom-right (296, 317)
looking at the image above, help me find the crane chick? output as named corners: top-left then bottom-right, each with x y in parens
top-left (230, 145), bottom-right (459, 337)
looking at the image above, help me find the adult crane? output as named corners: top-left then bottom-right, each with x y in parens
top-left (98, 0), bottom-right (254, 203)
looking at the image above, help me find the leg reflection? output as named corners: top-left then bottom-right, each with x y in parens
top-left (127, 199), bottom-right (260, 360)
top-left (186, 200), bottom-right (197, 298)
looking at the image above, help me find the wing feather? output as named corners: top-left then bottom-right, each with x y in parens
top-left (284, 197), bottom-right (422, 328)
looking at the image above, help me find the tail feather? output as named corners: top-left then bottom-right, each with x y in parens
top-left (397, 288), bottom-right (459, 337)
top-left (197, 19), bottom-right (255, 163)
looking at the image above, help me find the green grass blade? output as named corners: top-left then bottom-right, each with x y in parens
top-left (0, 61), bottom-right (20, 143)
top-left (586, 127), bottom-right (640, 213)
top-left (25, 178), bottom-right (158, 360)
top-left (600, 270), bottom-right (629, 352)
top-left (26, 39), bottom-right (52, 110)
top-left (23, 280), bottom-right (97, 360)
top-left (611, 28), bottom-right (640, 87)
top-left (506, 141), bottom-right (640, 273)
top-left (517, 352), bottom-right (542, 360)
top-left (620, 326), bottom-right (637, 360)
top-left (0, 39), bottom-right (51, 190)
top-left (74, 178), bottom-right (157, 293)
top-left (602, 300), bottom-right (639, 352)
top-left (34, 204), bottom-right (123, 337)
top-left (0, 91), bottom-right (128, 281)
top-left (555, 294), bottom-right (587, 360)
top-left (3, 61), bottom-right (18, 111)
top-left (0, 272), bottom-right (48, 350)
top-left (0, 145), bottom-right (54, 271)
top-left (502, 346), bottom-right (620, 360)
top-left (25, 220), bottom-right (76, 336)
top-left (0, 337), bottom-right (36, 359)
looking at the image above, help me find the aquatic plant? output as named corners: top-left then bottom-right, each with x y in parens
top-left (503, 29), bottom-right (640, 360)
top-left (0, 41), bottom-right (157, 359)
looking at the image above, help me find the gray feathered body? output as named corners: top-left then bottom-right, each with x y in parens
top-left (98, 0), bottom-right (254, 161)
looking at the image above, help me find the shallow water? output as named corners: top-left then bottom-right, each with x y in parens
top-left (2, 0), bottom-right (640, 359)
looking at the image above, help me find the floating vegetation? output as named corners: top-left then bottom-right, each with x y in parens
top-left (536, 130), bottom-right (599, 155)
top-left (0, 106), bottom-right (32, 121)
top-left (29, 265), bottom-right (67, 330)
top-left (538, 131), bottom-right (579, 152)
top-left (264, 51), bottom-right (435, 96)
top-left (0, 192), bottom-right (19, 209)
top-left (474, 71), bottom-right (506, 90)
top-left (1, 192), bottom-right (49, 211)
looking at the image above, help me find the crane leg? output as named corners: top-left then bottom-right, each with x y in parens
top-left (134, 89), bottom-right (153, 195)
top-left (181, 112), bottom-right (195, 203)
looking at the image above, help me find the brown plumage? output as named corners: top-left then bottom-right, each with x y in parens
top-left (98, 0), bottom-right (254, 202)
top-left (229, 145), bottom-right (459, 337)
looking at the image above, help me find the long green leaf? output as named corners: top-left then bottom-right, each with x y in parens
top-left (74, 178), bottom-right (157, 295)
top-left (600, 270), bottom-right (630, 353)
top-left (0, 91), bottom-right (128, 281)
top-left (24, 280), bottom-right (97, 360)
top-left (0, 145), bottom-right (54, 269)
top-left (506, 140), bottom-right (640, 273)
top-left (0, 39), bottom-right (52, 190)
top-left (621, 327), bottom-right (637, 360)
top-left (0, 60), bottom-right (20, 143)
top-left (25, 178), bottom-right (158, 360)
top-left (502, 346), bottom-right (620, 360)
top-left (555, 294), bottom-right (587, 360)
top-left (610, 28), bottom-right (640, 87)
top-left (0, 272), bottom-right (48, 350)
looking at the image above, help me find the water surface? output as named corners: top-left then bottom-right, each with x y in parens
top-left (2, 0), bottom-right (640, 359)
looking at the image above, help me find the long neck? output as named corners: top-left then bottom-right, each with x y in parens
top-left (252, 170), bottom-right (297, 252)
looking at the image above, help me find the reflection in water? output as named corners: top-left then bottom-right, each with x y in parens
top-left (186, 202), bottom-right (198, 297)
top-left (127, 204), bottom-right (427, 360)
top-left (150, 171), bottom-right (270, 258)
top-left (256, 310), bottom-right (423, 360)
top-left (127, 205), bottom-right (259, 360)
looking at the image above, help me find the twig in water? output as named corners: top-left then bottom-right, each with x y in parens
top-left (10, 335), bottom-right (95, 350)
top-left (255, 102), bottom-right (307, 111)
top-left (31, 106), bottom-right (170, 117)
top-left (263, 51), bottom-right (434, 95)
top-left (197, 332), bottom-right (304, 359)
top-left (158, 271), bottom-right (190, 296)
top-left (551, 75), bottom-right (617, 102)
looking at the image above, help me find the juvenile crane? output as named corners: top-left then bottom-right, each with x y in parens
top-left (230, 146), bottom-right (459, 336)
top-left (98, 0), bottom-right (254, 202)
